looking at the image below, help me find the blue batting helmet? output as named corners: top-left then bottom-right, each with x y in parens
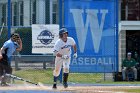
top-left (59, 28), bottom-right (68, 38)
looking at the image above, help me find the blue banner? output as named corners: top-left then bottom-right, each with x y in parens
top-left (64, 0), bottom-right (118, 72)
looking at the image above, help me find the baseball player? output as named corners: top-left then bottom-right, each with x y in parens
top-left (0, 33), bottom-right (22, 86)
top-left (52, 28), bottom-right (77, 89)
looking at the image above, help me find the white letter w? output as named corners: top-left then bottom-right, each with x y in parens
top-left (70, 9), bottom-right (108, 53)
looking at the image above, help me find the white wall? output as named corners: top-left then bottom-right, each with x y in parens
top-left (119, 30), bottom-right (126, 72)
top-left (36, 0), bottom-right (46, 24)
top-left (119, 21), bottom-right (140, 72)
top-left (23, 0), bottom-right (30, 26)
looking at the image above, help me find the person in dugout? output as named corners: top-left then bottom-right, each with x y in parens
top-left (122, 52), bottom-right (138, 81)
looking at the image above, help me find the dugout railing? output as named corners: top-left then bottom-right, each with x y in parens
top-left (12, 55), bottom-right (55, 70)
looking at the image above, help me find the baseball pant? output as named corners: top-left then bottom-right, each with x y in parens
top-left (0, 61), bottom-right (12, 84)
top-left (53, 57), bottom-right (70, 77)
top-left (122, 67), bottom-right (137, 80)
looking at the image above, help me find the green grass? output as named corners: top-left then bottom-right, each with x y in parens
top-left (12, 68), bottom-right (140, 85)
top-left (114, 89), bottom-right (140, 93)
top-left (13, 69), bottom-right (104, 84)
top-left (12, 69), bottom-right (140, 93)
top-left (13, 69), bottom-right (54, 84)
top-left (69, 73), bottom-right (103, 83)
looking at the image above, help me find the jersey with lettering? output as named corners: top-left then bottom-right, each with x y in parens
top-left (53, 37), bottom-right (76, 56)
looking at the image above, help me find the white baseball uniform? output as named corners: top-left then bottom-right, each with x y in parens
top-left (53, 37), bottom-right (76, 76)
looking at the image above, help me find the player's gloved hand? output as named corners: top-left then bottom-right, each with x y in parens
top-left (62, 55), bottom-right (69, 59)
top-left (73, 52), bottom-right (77, 58)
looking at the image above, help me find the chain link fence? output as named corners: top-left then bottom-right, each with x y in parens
top-left (0, 0), bottom-right (127, 85)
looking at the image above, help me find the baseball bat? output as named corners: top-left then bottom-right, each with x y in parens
top-left (0, 23), bottom-right (5, 37)
top-left (5, 74), bottom-right (38, 85)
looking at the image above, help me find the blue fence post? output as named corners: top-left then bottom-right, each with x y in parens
top-left (58, 0), bottom-right (63, 83)
top-left (112, 0), bottom-right (119, 82)
top-left (116, 0), bottom-right (119, 72)
top-left (8, 0), bottom-right (11, 39)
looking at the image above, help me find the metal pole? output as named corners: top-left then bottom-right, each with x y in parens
top-left (116, 0), bottom-right (119, 72)
top-left (58, 0), bottom-right (63, 83)
top-left (59, 0), bottom-right (62, 28)
top-left (8, 0), bottom-right (11, 38)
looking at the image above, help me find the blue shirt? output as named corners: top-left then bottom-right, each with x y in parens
top-left (2, 39), bottom-right (19, 63)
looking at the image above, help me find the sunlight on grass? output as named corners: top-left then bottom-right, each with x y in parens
top-left (12, 69), bottom-right (140, 85)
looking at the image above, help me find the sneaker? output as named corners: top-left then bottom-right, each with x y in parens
top-left (63, 83), bottom-right (68, 88)
top-left (52, 84), bottom-right (57, 89)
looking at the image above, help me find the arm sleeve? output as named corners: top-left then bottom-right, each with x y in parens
top-left (2, 42), bottom-right (9, 49)
top-left (1, 42), bottom-right (9, 53)
top-left (53, 41), bottom-right (60, 53)
top-left (70, 37), bottom-right (76, 46)
top-left (133, 59), bottom-right (137, 66)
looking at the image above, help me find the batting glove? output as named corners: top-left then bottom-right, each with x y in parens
top-left (62, 55), bottom-right (69, 59)
top-left (73, 52), bottom-right (77, 58)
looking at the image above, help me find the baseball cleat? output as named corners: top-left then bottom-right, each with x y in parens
top-left (52, 84), bottom-right (57, 89)
top-left (63, 83), bottom-right (68, 88)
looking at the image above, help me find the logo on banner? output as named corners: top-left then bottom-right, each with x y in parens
top-left (37, 30), bottom-right (54, 45)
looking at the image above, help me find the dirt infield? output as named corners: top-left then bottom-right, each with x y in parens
top-left (0, 85), bottom-right (140, 93)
